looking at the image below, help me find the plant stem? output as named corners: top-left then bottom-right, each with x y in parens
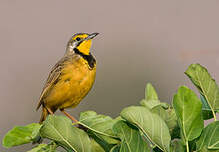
top-left (186, 141), bottom-right (189, 152)
top-left (212, 109), bottom-right (217, 121)
top-left (203, 94), bottom-right (217, 121)
top-left (208, 101), bottom-right (217, 121)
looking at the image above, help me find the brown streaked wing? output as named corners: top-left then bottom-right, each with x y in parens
top-left (36, 56), bottom-right (72, 110)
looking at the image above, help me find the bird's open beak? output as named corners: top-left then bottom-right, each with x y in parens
top-left (86, 33), bottom-right (99, 40)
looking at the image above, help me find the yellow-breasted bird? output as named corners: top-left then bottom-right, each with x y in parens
top-left (36, 32), bottom-right (99, 123)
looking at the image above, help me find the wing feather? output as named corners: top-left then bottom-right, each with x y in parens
top-left (36, 56), bottom-right (70, 110)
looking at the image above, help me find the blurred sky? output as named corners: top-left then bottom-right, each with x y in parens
top-left (1, 0), bottom-right (219, 151)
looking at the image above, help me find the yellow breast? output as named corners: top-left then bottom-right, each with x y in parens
top-left (45, 56), bottom-right (96, 110)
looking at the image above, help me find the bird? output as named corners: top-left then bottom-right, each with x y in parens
top-left (36, 32), bottom-right (99, 123)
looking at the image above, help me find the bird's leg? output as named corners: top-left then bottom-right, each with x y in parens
top-left (46, 107), bottom-right (54, 114)
top-left (60, 109), bottom-right (78, 122)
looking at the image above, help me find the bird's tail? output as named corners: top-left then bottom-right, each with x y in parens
top-left (39, 107), bottom-right (48, 123)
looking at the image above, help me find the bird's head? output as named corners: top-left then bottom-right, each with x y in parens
top-left (66, 33), bottom-right (99, 55)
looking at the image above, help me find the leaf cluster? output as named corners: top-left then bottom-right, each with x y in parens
top-left (2, 63), bottom-right (219, 152)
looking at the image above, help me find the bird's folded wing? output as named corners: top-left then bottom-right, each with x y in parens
top-left (36, 57), bottom-right (69, 110)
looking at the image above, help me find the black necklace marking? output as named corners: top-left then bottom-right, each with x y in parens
top-left (73, 48), bottom-right (96, 69)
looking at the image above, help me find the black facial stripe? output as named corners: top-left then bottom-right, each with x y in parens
top-left (73, 48), bottom-right (96, 68)
top-left (76, 39), bottom-right (84, 47)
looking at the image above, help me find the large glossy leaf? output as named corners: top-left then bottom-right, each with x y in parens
top-left (196, 121), bottom-right (219, 150)
top-left (113, 120), bottom-right (150, 152)
top-left (27, 142), bottom-right (57, 152)
top-left (79, 111), bottom-right (119, 144)
top-left (151, 105), bottom-right (178, 137)
top-left (185, 64), bottom-right (219, 113)
top-left (173, 86), bottom-right (204, 141)
top-left (40, 115), bottom-right (91, 152)
top-left (120, 106), bottom-right (171, 152)
top-left (2, 123), bottom-right (41, 148)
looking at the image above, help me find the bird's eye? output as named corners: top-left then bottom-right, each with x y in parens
top-left (76, 37), bottom-right (81, 41)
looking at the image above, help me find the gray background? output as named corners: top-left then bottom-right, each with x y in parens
top-left (1, 0), bottom-right (219, 151)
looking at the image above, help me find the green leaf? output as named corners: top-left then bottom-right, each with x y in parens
top-left (141, 83), bottom-right (170, 110)
top-left (140, 99), bottom-right (161, 109)
top-left (200, 94), bottom-right (212, 110)
top-left (198, 147), bottom-right (219, 152)
top-left (200, 94), bottom-right (214, 120)
top-left (173, 86), bottom-right (204, 141)
top-left (2, 123), bottom-right (41, 148)
top-left (91, 139), bottom-right (105, 152)
top-left (196, 121), bottom-right (219, 150)
top-left (110, 145), bottom-right (120, 152)
top-left (140, 83), bottom-right (161, 109)
top-left (174, 88), bottom-right (203, 152)
top-left (140, 99), bottom-right (169, 110)
top-left (27, 144), bottom-right (47, 152)
top-left (120, 106), bottom-right (171, 152)
top-left (79, 111), bottom-right (119, 144)
top-left (113, 120), bottom-right (150, 152)
top-left (170, 139), bottom-right (185, 152)
top-left (151, 105), bottom-right (178, 137)
top-left (145, 83), bottom-right (159, 101)
top-left (29, 144), bottom-right (47, 152)
top-left (27, 142), bottom-right (57, 152)
top-left (90, 133), bottom-right (114, 152)
top-left (185, 64), bottom-right (219, 119)
top-left (40, 115), bottom-right (91, 152)
top-left (189, 140), bottom-right (197, 152)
